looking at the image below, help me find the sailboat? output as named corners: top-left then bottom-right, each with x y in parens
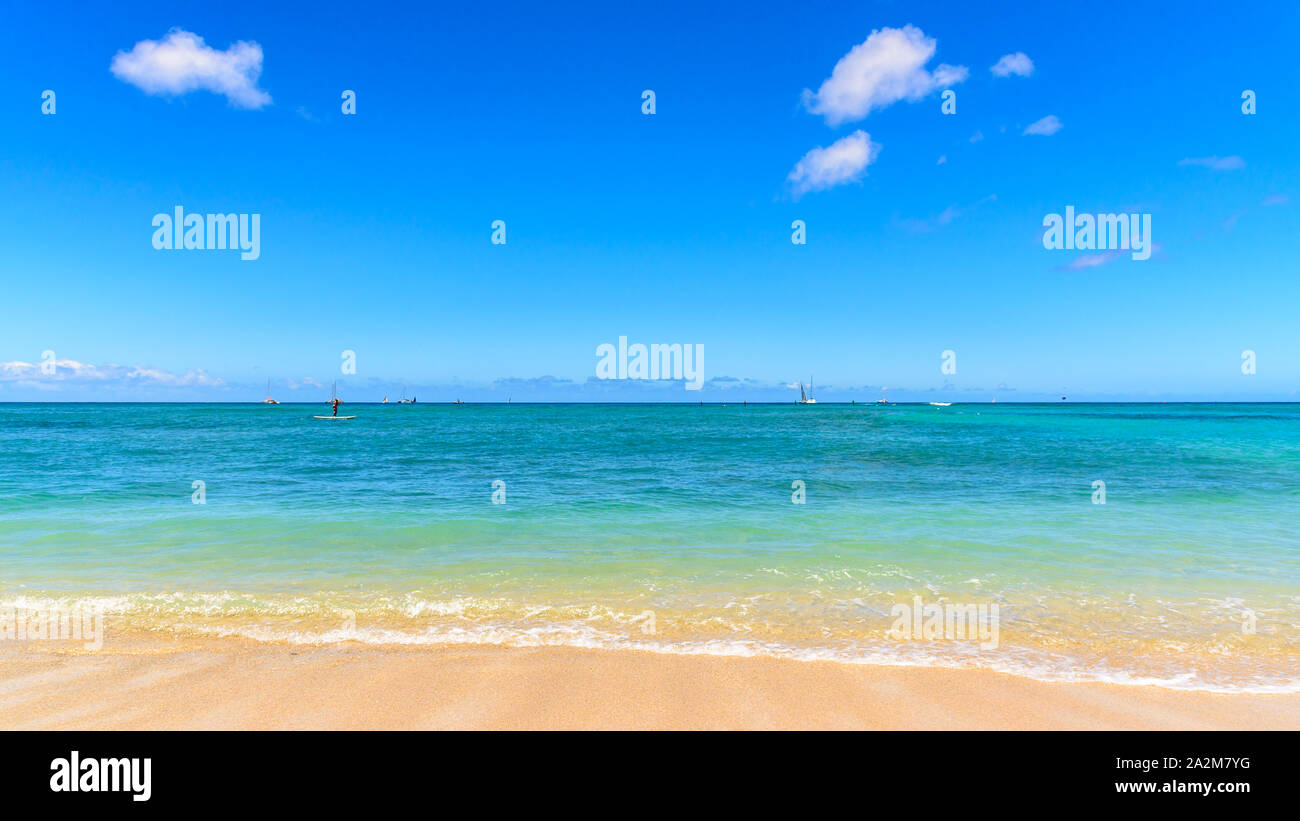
top-left (797, 378), bottom-right (817, 404)
top-left (263, 379), bottom-right (279, 404)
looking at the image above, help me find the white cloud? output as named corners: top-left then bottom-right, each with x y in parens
top-left (991, 52), bottom-right (1034, 78)
top-left (1023, 115), bottom-right (1062, 136)
top-left (801, 25), bottom-right (968, 125)
top-left (1178, 155), bottom-right (1245, 171)
top-left (0, 359), bottom-right (225, 387)
top-left (126, 367), bottom-right (225, 387)
top-left (787, 130), bottom-right (881, 197)
top-left (936, 154), bottom-right (947, 165)
top-left (287, 376), bottom-right (324, 390)
top-left (111, 28), bottom-right (271, 109)
top-left (1261, 193), bottom-right (1289, 206)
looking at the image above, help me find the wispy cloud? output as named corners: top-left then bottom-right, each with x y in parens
top-left (897, 194), bottom-right (996, 233)
top-left (1178, 155), bottom-right (1245, 171)
top-left (0, 359), bottom-right (225, 387)
top-left (490, 375), bottom-right (574, 391)
top-left (1261, 193), bottom-right (1289, 206)
top-left (801, 25), bottom-right (967, 125)
top-left (1022, 115), bottom-right (1062, 136)
top-left (787, 130), bottom-right (881, 197)
top-left (111, 28), bottom-right (272, 109)
top-left (1056, 250), bottom-right (1125, 271)
top-left (1055, 243), bottom-right (1163, 271)
top-left (990, 52), bottom-right (1034, 78)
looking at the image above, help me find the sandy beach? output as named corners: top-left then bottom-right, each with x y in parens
top-left (2, 636), bottom-right (1296, 731)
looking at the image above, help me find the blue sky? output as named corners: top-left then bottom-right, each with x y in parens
top-left (1, 0), bottom-right (1297, 401)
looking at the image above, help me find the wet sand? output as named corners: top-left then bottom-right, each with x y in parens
top-left (1, 636), bottom-right (1296, 730)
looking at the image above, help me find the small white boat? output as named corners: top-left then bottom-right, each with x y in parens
top-left (264, 379), bottom-right (279, 404)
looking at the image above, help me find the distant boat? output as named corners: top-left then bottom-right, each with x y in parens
top-left (264, 379), bottom-right (279, 404)
top-left (929, 402), bottom-right (951, 407)
top-left (382, 396), bottom-right (389, 404)
top-left (316, 381), bottom-right (351, 419)
top-left (797, 378), bottom-right (817, 404)
top-left (876, 396), bottom-right (890, 404)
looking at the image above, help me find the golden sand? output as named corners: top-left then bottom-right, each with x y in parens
top-left (2, 635), bottom-right (1297, 730)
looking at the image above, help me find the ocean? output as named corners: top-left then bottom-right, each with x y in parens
top-left (2, 402), bottom-right (1297, 692)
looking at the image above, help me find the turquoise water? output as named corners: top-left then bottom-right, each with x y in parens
top-left (2, 402), bottom-right (1297, 691)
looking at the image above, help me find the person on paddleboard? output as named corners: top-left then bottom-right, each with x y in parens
top-left (330, 397), bottom-right (342, 417)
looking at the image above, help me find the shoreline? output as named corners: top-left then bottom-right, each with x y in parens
top-left (2, 636), bottom-right (1297, 730)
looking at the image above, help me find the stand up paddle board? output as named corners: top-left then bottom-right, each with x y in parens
top-left (312, 415), bottom-right (356, 420)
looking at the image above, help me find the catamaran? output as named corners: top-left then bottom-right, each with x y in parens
top-left (263, 379), bottom-right (279, 404)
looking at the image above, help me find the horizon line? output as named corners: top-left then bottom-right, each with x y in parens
top-left (3, 400), bottom-right (1299, 406)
